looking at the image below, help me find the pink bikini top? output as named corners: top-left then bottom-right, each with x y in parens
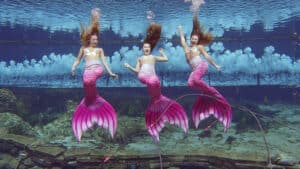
top-left (83, 48), bottom-right (101, 67)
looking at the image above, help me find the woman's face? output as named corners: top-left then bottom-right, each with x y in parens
top-left (89, 34), bottom-right (98, 47)
top-left (190, 35), bottom-right (199, 45)
top-left (143, 43), bottom-right (151, 55)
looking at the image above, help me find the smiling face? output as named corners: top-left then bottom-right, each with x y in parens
top-left (143, 43), bottom-right (151, 55)
top-left (190, 34), bottom-right (199, 45)
top-left (89, 34), bottom-right (98, 47)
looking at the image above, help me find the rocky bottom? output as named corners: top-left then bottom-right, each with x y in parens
top-left (0, 98), bottom-right (300, 169)
top-left (0, 132), bottom-right (299, 169)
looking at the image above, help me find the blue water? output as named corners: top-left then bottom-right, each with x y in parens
top-left (0, 0), bottom-right (300, 168)
top-left (0, 0), bottom-right (300, 87)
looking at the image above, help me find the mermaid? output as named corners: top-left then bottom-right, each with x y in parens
top-left (71, 8), bottom-right (118, 141)
top-left (178, 16), bottom-right (232, 131)
top-left (124, 23), bottom-right (189, 141)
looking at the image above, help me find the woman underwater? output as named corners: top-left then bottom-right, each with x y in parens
top-left (124, 23), bottom-right (189, 141)
top-left (178, 16), bottom-right (232, 131)
top-left (71, 8), bottom-right (118, 141)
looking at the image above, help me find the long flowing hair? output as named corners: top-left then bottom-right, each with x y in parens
top-left (190, 16), bottom-right (213, 45)
top-left (143, 23), bottom-right (162, 51)
top-left (80, 9), bottom-right (100, 47)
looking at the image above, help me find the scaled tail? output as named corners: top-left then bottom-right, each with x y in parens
top-left (192, 94), bottom-right (231, 131)
top-left (146, 96), bottom-right (189, 141)
top-left (72, 95), bottom-right (117, 141)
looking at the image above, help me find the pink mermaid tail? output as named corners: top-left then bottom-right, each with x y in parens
top-left (138, 64), bottom-right (188, 141)
top-left (72, 64), bottom-right (117, 141)
top-left (188, 60), bottom-right (232, 131)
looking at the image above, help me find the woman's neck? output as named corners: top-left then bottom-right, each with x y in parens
top-left (88, 45), bottom-right (96, 48)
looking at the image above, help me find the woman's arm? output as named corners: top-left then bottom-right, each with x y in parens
top-left (71, 47), bottom-right (84, 76)
top-left (91, 8), bottom-right (100, 24)
top-left (178, 25), bottom-right (189, 50)
top-left (98, 48), bottom-right (118, 79)
top-left (124, 58), bottom-right (141, 73)
top-left (178, 25), bottom-right (190, 62)
top-left (154, 48), bottom-right (168, 62)
top-left (199, 46), bottom-right (221, 70)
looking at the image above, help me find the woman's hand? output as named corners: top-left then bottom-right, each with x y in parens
top-left (159, 48), bottom-right (164, 54)
top-left (91, 8), bottom-right (100, 20)
top-left (71, 68), bottom-right (75, 76)
top-left (215, 65), bottom-right (222, 70)
top-left (178, 25), bottom-right (182, 31)
top-left (124, 63), bottom-right (130, 68)
top-left (124, 61), bottom-right (140, 73)
top-left (110, 73), bottom-right (118, 79)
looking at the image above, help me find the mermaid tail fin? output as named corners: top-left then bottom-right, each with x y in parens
top-left (146, 96), bottom-right (189, 141)
top-left (72, 95), bottom-right (117, 141)
top-left (192, 95), bottom-right (232, 131)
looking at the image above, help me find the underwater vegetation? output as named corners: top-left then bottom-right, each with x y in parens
top-left (0, 87), bottom-right (299, 168)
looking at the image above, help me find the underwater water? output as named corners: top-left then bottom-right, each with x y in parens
top-left (0, 0), bottom-right (300, 169)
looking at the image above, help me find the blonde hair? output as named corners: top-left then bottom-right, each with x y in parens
top-left (80, 9), bottom-right (100, 47)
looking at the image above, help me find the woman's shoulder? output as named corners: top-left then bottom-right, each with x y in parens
top-left (80, 46), bottom-right (87, 51)
top-left (95, 47), bottom-right (103, 53)
top-left (138, 56), bottom-right (143, 62)
top-left (197, 44), bottom-right (204, 48)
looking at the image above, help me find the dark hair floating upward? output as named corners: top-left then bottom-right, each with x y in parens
top-left (143, 23), bottom-right (162, 51)
top-left (191, 16), bottom-right (213, 45)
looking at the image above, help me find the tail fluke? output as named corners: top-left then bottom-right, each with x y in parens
top-left (192, 95), bottom-right (231, 131)
top-left (146, 96), bottom-right (188, 141)
top-left (72, 95), bottom-right (117, 141)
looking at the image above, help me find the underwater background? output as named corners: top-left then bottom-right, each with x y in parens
top-left (0, 0), bottom-right (300, 168)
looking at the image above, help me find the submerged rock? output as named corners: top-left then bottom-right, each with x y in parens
top-left (0, 88), bottom-right (29, 117)
top-left (0, 88), bottom-right (17, 113)
top-left (0, 112), bottom-right (37, 136)
top-left (35, 99), bottom-right (78, 140)
top-left (37, 111), bottom-right (72, 139)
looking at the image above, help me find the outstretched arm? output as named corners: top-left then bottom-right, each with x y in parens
top-left (124, 58), bottom-right (141, 74)
top-left (199, 46), bottom-right (221, 70)
top-left (99, 48), bottom-right (118, 79)
top-left (71, 47), bottom-right (84, 76)
top-left (154, 48), bottom-right (168, 62)
top-left (90, 8), bottom-right (100, 25)
top-left (177, 25), bottom-right (189, 51)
